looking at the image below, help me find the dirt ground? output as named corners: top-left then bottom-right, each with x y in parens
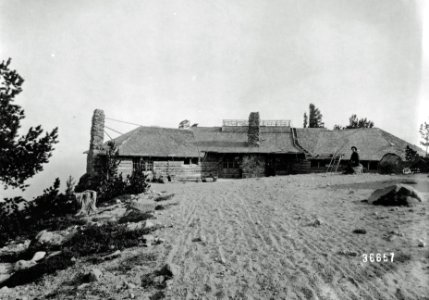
top-left (2, 173), bottom-right (429, 300)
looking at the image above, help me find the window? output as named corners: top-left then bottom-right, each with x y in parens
top-left (223, 157), bottom-right (238, 169)
top-left (184, 158), bottom-right (199, 165)
top-left (133, 158), bottom-right (143, 172)
top-left (133, 158), bottom-right (152, 172)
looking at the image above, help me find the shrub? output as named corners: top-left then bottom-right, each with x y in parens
top-left (75, 141), bottom-right (150, 203)
top-left (126, 165), bottom-right (150, 195)
top-left (1, 223), bottom-right (154, 288)
top-left (240, 155), bottom-right (265, 178)
top-left (0, 178), bottom-right (78, 247)
top-left (63, 224), bottom-right (151, 257)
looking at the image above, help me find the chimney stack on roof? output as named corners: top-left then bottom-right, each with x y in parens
top-left (89, 109), bottom-right (105, 151)
top-left (87, 109), bottom-right (105, 175)
top-left (248, 112), bottom-right (260, 147)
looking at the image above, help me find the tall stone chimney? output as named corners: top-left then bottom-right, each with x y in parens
top-left (87, 109), bottom-right (105, 175)
top-left (248, 112), bottom-right (260, 147)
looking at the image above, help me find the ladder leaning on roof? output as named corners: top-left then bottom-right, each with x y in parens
top-left (326, 139), bottom-right (349, 173)
top-left (327, 153), bottom-right (343, 173)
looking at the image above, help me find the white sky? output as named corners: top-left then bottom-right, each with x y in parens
top-left (0, 0), bottom-right (427, 198)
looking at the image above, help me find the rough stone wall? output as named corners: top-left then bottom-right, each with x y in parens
top-left (89, 109), bottom-right (105, 150)
top-left (87, 109), bottom-right (105, 175)
top-left (248, 112), bottom-right (260, 147)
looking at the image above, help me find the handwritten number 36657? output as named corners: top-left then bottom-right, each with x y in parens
top-left (362, 253), bottom-right (394, 262)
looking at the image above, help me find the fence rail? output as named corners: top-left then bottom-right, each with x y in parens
top-left (222, 119), bottom-right (291, 127)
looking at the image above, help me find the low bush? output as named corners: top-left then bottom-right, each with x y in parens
top-left (75, 143), bottom-right (150, 204)
top-left (0, 178), bottom-right (79, 247)
top-left (1, 222), bottom-right (155, 288)
top-left (63, 224), bottom-right (152, 257)
top-left (125, 164), bottom-right (151, 195)
top-left (240, 155), bottom-right (265, 178)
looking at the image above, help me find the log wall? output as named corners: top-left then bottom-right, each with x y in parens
top-left (153, 161), bottom-right (219, 182)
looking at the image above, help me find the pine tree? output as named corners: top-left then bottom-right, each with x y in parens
top-left (308, 104), bottom-right (324, 128)
top-left (345, 114), bottom-right (374, 129)
top-left (303, 113), bottom-right (308, 128)
top-left (420, 121), bottom-right (429, 157)
top-left (0, 58), bottom-right (58, 190)
top-left (405, 145), bottom-right (418, 161)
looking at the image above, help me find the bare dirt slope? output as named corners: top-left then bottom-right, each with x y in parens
top-left (1, 174), bottom-right (428, 300)
top-left (155, 174), bottom-right (429, 300)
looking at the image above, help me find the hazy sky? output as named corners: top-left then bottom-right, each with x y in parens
top-left (1, 0), bottom-right (427, 198)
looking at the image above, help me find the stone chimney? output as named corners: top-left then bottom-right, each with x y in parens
top-left (248, 112), bottom-right (260, 147)
top-left (87, 109), bottom-right (105, 175)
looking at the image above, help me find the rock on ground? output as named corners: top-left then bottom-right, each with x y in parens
top-left (14, 259), bottom-right (37, 272)
top-left (32, 229), bottom-right (75, 249)
top-left (157, 263), bottom-right (179, 278)
top-left (31, 251), bottom-right (46, 262)
top-left (352, 164), bottom-right (363, 174)
top-left (0, 263), bottom-right (13, 275)
top-left (368, 184), bottom-right (425, 206)
top-left (0, 274), bottom-right (11, 285)
top-left (87, 268), bottom-right (102, 282)
top-left (0, 240), bottom-right (30, 255)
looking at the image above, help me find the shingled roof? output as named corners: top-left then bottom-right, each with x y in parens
top-left (109, 126), bottom-right (200, 157)
top-left (191, 127), bottom-right (302, 154)
top-left (104, 125), bottom-right (420, 161)
top-left (295, 128), bottom-right (422, 161)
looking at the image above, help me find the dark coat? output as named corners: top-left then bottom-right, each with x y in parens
top-left (350, 151), bottom-right (360, 166)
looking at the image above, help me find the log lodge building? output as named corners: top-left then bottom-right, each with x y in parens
top-left (86, 109), bottom-right (421, 181)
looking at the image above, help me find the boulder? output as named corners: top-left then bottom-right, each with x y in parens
top-left (33, 229), bottom-right (71, 248)
top-left (0, 240), bottom-right (30, 255)
top-left (14, 259), bottom-right (37, 272)
top-left (368, 184), bottom-right (425, 207)
top-left (143, 234), bottom-right (156, 246)
top-left (0, 274), bottom-right (11, 285)
top-left (87, 268), bottom-right (102, 282)
top-left (0, 263), bottom-right (13, 275)
top-left (31, 251), bottom-right (46, 262)
top-left (126, 222), bottom-right (144, 231)
top-left (352, 164), bottom-right (363, 174)
top-left (156, 263), bottom-right (179, 278)
top-left (144, 220), bottom-right (155, 229)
